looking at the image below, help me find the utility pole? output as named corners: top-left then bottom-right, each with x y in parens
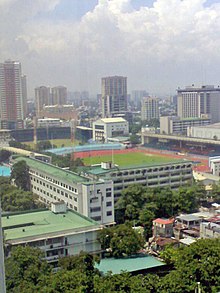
top-left (0, 200), bottom-right (6, 293)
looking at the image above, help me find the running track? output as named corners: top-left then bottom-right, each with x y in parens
top-left (73, 147), bottom-right (210, 172)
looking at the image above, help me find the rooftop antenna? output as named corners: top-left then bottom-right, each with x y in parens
top-left (0, 199), bottom-right (6, 293)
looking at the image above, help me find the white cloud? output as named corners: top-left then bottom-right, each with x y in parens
top-left (1, 0), bottom-right (220, 96)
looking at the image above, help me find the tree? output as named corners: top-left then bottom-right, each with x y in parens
top-left (98, 224), bottom-right (145, 258)
top-left (160, 238), bottom-right (220, 292)
top-left (10, 160), bottom-right (30, 191)
top-left (5, 246), bottom-right (51, 292)
top-left (0, 150), bottom-right (11, 163)
top-left (36, 140), bottom-right (52, 151)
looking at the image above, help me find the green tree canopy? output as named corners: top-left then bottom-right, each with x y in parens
top-left (10, 160), bottom-right (30, 191)
top-left (98, 224), bottom-right (145, 257)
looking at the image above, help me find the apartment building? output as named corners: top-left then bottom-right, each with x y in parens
top-left (0, 60), bottom-right (25, 129)
top-left (101, 76), bottom-right (127, 118)
top-left (141, 97), bottom-right (159, 121)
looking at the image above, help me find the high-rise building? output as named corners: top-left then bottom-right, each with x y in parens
top-left (0, 60), bottom-right (25, 129)
top-left (101, 76), bottom-right (127, 118)
top-left (141, 96), bottom-right (159, 121)
top-left (51, 86), bottom-right (67, 105)
top-left (131, 90), bottom-right (148, 109)
top-left (35, 86), bottom-right (50, 117)
top-left (21, 75), bottom-right (27, 118)
top-left (177, 85), bottom-right (220, 122)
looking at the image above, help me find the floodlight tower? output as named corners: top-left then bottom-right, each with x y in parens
top-left (0, 200), bottom-right (6, 293)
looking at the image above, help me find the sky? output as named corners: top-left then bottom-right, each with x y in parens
top-left (1, 0), bottom-right (220, 98)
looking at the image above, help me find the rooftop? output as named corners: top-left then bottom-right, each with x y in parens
top-left (153, 218), bottom-right (174, 225)
top-left (176, 214), bottom-right (200, 222)
top-left (95, 255), bottom-right (164, 275)
top-left (81, 159), bottom-right (191, 177)
top-left (2, 209), bottom-right (100, 243)
top-left (99, 117), bottom-right (127, 123)
top-left (14, 157), bottom-right (88, 184)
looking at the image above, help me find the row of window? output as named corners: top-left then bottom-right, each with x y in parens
top-left (30, 171), bottom-right (78, 193)
top-left (110, 165), bottom-right (191, 177)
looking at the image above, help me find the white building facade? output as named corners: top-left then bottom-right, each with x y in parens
top-left (93, 117), bottom-right (129, 142)
top-left (141, 97), bottom-right (159, 121)
top-left (160, 116), bottom-right (211, 135)
top-left (14, 157), bottom-right (115, 225)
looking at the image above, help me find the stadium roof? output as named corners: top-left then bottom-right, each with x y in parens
top-left (2, 209), bottom-right (100, 244)
top-left (14, 157), bottom-right (88, 184)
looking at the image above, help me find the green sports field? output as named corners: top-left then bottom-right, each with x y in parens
top-left (83, 152), bottom-right (180, 167)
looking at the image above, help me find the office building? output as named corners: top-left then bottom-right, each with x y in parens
top-left (141, 97), bottom-right (159, 121)
top-left (0, 60), bottom-right (25, 129)
top-left (51, 86), bottom-right (67, 105)
top-left (14, 156), bottom-right (115, 225)
top-left (93, 117), bottom-right (129, 142)
top-left (2, 203), bottom-right (102, 265)
top-left (160, 116), bottom-right (211, 135)
top-left (35, 86), bottom-right (50, 117)
top-left (101, 76), bottom-right (127, 118)
top-left (177, 85), bottom-right (220, 122)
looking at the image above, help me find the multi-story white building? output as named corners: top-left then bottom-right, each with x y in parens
top-left (14, 157), bottom-right (115, 225)
top-left (160, 116), bottom-right (211, 135)
top-left (187, 123), bottom-right (220, 140)
top-left (81, 160), bottom-right (193, 203)
top-left (101, 76), bottom-right (127, 118)
top-left (93, 117), bottom-right (129, 142)
top-left (177, 85), bottom-right (220, 122)
top-left (2, 202), bottom-right (102, 265)
top-left (141, 97), bottom-right (159, 121)
top-left (0, 60), bottom-right (25, 129)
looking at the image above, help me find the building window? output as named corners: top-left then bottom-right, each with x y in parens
top-left (92, 216), bottom-right (101, 221)
top-left (107, 211), bottom-right (112, 216)
top-left (106, 201), bottom-right (112, 207)
top-left (106, 192), bottom-right (112, 197)
top-left (90, 207), bottom-right (101, 213)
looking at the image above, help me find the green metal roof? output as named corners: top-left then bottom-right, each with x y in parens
top-left (14, 157), bottom-right (88, 184)
top-left (95, 255), bottom-right (165, 274)
top-left (81, 159), bottom-right (192, 176)
top-left (2, 209), bottom-right (99, 242)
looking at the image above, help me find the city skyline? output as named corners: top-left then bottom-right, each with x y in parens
top-left (1, 0), bottom-right (220, 97)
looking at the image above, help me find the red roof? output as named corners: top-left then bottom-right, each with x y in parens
top-left (153, 218), bottom-right (174, 225)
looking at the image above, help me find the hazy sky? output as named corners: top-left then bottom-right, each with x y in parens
top-left (1, 0), bottom-right (220, 98)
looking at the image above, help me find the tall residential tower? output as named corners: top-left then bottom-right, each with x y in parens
top-left (0, 60), bottom-right (25, 129)
top-left (101, 76), bottom-right (127, 118)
